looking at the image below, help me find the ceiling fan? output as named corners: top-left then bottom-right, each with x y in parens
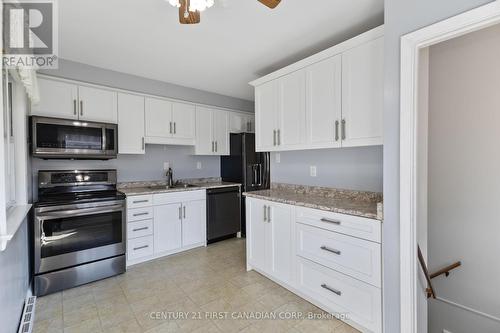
top-left (168, 0), bottom-right (282, 24)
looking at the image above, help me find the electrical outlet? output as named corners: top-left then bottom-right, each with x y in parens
top-left (196, 161), bottom-right (202, 170)
top-left (310, 166), bottom-right (317, 177)
top-left (275, 153), bottom-right (281, 163)
top-left (163, 162), bottom-right (170, 171)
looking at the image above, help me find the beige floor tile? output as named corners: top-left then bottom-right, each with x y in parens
top-left (63, 317), bottom-right (101, 333)
top-left (62, 284), bottom-right (94, 300)
top-left (333, 323), bottom-right (360, 333)
top-left (104, 318), bottom-right (143, 333)
top-left (63, 303), bottom-right (98, 328)
top-left (98, 303), bottom-right (135, 329)
top-left (142, 321), bottom-right (179, 333)
top-left (294, 317), bottom-right (344, 333)
top-left (33, 315), bottom-right (63, 333)
top-left (62, 293), bottom-right (96, 313)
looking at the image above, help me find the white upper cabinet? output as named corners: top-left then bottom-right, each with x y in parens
top-left (306, 55), bottom-right (342, 148)
top-left (31, 78), bottom-right (79, 119)
top-left (255, 81), bottom-right (279, 151)
top-left (250, 26), bottom-right (384, 152)
top-left (145, 97), bottom-right (173, 138)
top-left (341, 37), bottom-right (384, 147)
top-left (195, 106), bottom-right (229, 155)
top-left (118, 93), bottom-right (145, 154)
top-left (278, 70), bottom-right (306, 149)
top-left (145, 97), bottom-right (195, 145)
top-left (78, 86), bottom-right (118, 123)
top-left (229, 112), bottom-right (255, 133)
top-left (32, 78), bottom-right (117, 123)
top-left (171, 102), bottom-right (195, 139)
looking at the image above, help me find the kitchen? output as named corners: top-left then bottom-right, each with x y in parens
top-left (1, 1), bottom-right (385, 333)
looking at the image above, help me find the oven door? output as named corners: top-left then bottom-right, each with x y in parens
top-left (31, 116), bottom-right (117, 159)
top-left (34, 201), bottom-right (125, 274)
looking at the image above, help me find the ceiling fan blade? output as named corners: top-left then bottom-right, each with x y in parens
top-left (179, 0), bottom-right (200, 24)
top-left (258, 0), bottom-right (281, 9)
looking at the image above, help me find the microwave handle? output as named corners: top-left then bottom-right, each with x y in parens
top-left (36, 204), bottom-right (123, 220)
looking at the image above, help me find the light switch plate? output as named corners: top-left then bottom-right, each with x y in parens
top-left (196, 161), bottom-right (202, 170)
top-left (275, 153), bottom-right (280, 163)
top-left (310, 166), bottom-right (317, 177)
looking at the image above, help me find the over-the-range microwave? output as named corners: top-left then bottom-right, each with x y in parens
top-left (30, 116), bottom-right (118, 159)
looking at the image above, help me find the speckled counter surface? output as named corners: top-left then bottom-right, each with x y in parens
top-left (118, 177), bottom-right (241, 196)
top-left (244, 183), bottom-right (383, 221)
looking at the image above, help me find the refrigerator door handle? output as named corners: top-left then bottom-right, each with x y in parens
top-left (251, 164), bottom-right (257, 187)
top-left (257, 164), bottom-right (263, 186)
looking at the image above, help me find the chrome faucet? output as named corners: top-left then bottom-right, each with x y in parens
top-left (166, 167), bottom-right (174, 188)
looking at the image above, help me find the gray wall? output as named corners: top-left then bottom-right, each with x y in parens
top-left (32, 145), bottom-right (220, 195)
top-left (270, 146), bottom-right (383, 192)
top-left (0, 219), bottom-right (29, 333)
top-left (427, 24), bottom-right (500, 333)
top-left (39, 59), bottom-right (254, 112)
top-left (383, 0), bottom-right (493, 332)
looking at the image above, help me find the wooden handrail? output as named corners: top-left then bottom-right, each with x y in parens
top-left (417, 245), bottom-right (436, 299)
top-left (430, 261), bottom-right (461, 279)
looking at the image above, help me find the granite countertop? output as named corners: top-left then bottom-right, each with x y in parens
top-left (118, 177), bottom-right (241, 196)
top-left (243, 183), bottom-right (383, 221)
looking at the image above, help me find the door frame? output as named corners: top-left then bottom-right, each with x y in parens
top-left (399, 1), bottom-right (500, 332)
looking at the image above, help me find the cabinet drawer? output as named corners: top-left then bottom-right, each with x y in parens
top-left (297, 223), bottom-right (381, 287)
top-left (127, 195), bottom-right (153, 209)
top-left (296, 206), bottom-right (381, 243)
top-left (297, 257), bottom-right (381, 333)
top-left (153, 190), bottom-right (205, 205)
top-left (127, 207), bottom-right (153, 222)
top-left (127, 220), bottom-right (153, 239)
top-left (127, 236), bottom-right (154, 261)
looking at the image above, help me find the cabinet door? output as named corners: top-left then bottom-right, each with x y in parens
top-left (213, 110), bottom-right (229, 155)
top-left (195, 106), bottom-right (214, 155)
top-left (269, 203), bottom-right (292, 284)
top-left (145, 97), bottom-right (172, 138)
top-left (255, 81), bottom-right (279, 151)
top-left (306, 55), bottom-right (342, 148)
top-left (181, 200), bottom-right (206, 247)
top-left (229, 112), bottom-right (246, 133)
top-left (78, 86), bottom-right (118, 123)
top-left (32, 78), bottom-right (78, 119)
top-left (117, 93), bottom-right (145, 154)
top-left (172, 102), bottom-right (195, 139)
top-left (278, 70), bottom-right (306, 148)
top-left (341, 37), bottom-right (384, 147)
top-left (246, 199), bottom-right (269, 272)
top-left (154, 203), bottom-right (182, 253)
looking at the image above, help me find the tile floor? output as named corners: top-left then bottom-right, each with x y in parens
top-left (33, 238), bottom-right (359, 333)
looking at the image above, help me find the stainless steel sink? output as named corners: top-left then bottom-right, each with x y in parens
top-left (148, 183), bottom-right (198, 190)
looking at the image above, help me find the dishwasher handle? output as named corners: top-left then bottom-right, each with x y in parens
top-left (206, 186), bottom-right (241, 195)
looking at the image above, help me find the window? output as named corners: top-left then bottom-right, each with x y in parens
top-left (2, 69), bottom-right (15, 211)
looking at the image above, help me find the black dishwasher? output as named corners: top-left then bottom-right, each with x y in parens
top-left (206, 186), bottom-right (241, 244)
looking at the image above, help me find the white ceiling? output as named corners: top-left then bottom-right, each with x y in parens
top-left (58, 0), bottom-right (383, 101)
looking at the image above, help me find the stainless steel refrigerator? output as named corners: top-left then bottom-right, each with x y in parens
top-left (221, 133), bottom-right (270, 237)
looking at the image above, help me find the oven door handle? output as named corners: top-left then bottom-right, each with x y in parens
top-left (36, 204), bottom-right (124, 219)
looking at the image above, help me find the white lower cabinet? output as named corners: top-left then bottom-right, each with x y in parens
top-left (246, 197), bottom-right (382, 333)
top-left (126, 190), bottom-right (206, 265)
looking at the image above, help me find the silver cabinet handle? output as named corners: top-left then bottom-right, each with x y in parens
top-left (267, 206), bottom-right (271, 222)
top-left (320, 245), bottom-right (341, 255)
top-left (133, 212), bottom-right (149, 217)
top-left (273, 130), bottom-right (277, 146)
top-left (263, 205), bottom-right (267, 222)
top-left (211, 141), bottom-right (214, 152)
top-left (169, 122), bottom-right (172, 134)
top-left (178, 206), bottom-right (182, 220)
top-left (142, 137), bottom-right (145, 150)
top-left (174, 122), bottom-right (176, 134)
top-left (134, 245), bottom-right (149, 251)
top-left (133, 227), bottom-right (148, 232)
top-left (133, 199), bottom-right (149, 204)
top-left (80, 100), bottom-right (83, 116)
top-left (335, 120), bottom-right (339, 141)
top-left (183, 206), bottom-right (186, 219)
top-left (215, 141), bottom-right (218, 152)
top-left (320, 217), bottom-right (341, 225)
top-left (321, 284), bottom-right (341, 296)
top-left (73, 99), bottom-right (77, 115)
top-left (341, 119), bottom-right (346, 140)
top-left (277, 129), bottom-right (281, 145)
top-left (247, 122), bottom-right (251, 132)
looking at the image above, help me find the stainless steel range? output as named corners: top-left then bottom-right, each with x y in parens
top-left (33, 170), bottom-right (126, 296)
